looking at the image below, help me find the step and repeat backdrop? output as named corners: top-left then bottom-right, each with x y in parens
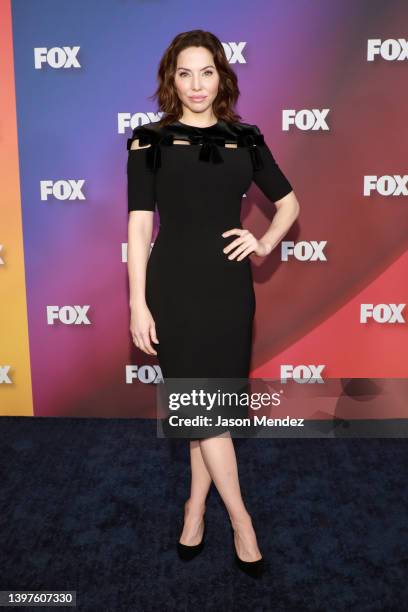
top-left (1, 0), bottom-right (407, 417)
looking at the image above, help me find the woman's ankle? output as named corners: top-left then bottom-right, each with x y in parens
top-left (229, 510), bottom-right (252, 529)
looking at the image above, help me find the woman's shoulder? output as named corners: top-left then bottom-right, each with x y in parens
top-left (126, 118), bottom-right (265, 152)
top-left (127, 122), bottom-right (162, 150)
top-left (132, 123), bottom-right (162, 137)
top-left (226, 120), bottom-right (263, 137)
top-left (230, 120), bottom-right (258, 129)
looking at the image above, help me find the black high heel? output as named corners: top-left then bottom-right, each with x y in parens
top-left (231, 525), bottom-right (265, 578)
top-left (177, 521), bottom-right (206, 561)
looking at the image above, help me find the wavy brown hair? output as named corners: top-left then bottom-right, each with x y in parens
top-left (148, 30), bottom-right (242, 127)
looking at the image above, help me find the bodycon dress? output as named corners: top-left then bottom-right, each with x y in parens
top-left (127, 118), bottom-right (293, 438)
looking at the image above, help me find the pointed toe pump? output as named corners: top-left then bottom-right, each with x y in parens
top-left (231, 525), bottom-right (265, 578)
top-left (177, 522), bottom-right (206, 561)
top-left (234, 550), bottom-right (265, 578)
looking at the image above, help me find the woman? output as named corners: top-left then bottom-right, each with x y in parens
top-left (127, 30), bottom-right (300, 578)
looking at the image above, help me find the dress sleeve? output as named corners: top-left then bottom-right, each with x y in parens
top-left (251, 125), bottom-right (293, 203)
top-left (126, 127), bottom-right (156, 212)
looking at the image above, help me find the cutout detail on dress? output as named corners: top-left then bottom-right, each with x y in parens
top-left (126, 121), bottom-right (266, 172)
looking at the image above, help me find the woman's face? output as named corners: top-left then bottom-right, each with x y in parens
top-left (174, 46), bottom-right (220, 117)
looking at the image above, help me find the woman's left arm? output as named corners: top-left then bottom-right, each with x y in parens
top-left (256, 189), bottom-right (300, 257)
top-left (250, 124), bottom-right (300, 256)
top-left (222, 126), bottom-right (300, 260)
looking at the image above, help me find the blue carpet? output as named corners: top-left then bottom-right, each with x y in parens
top-left (0, 417), bottom-right (407, 611)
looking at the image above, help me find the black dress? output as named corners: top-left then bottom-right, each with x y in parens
top-left (127, 119), bottom-right (293, 438)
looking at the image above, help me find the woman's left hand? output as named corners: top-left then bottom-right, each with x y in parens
top-left (221, 228), bottom-right (271, 260)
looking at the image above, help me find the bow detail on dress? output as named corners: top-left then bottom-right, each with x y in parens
top-left (198, 135), bottom-right (224, 165)
top-left (241, 134), bottom-right (265, 171)
top-left (127, 123), bottom-right (267, 173)
top-left (144, 134), bottom-right (173, 171)
top-left (127, 130), bottom-right (174, 172)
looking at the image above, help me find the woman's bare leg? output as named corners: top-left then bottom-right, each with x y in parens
top-left (179, 439), bottom-right (212, 545)
top-left (199, 432), bottom-right (262, 562)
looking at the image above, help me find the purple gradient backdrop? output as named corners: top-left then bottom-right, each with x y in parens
top-left (11, 0), bottom-right (408, 416)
